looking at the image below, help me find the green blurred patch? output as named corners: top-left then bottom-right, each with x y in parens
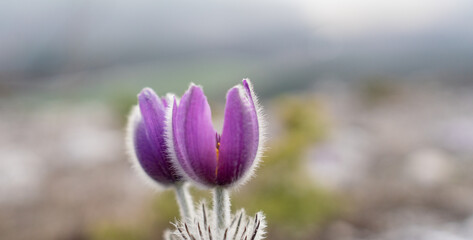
top-left (150, 188), bottom-right (212, 230)
top-left (106, 88), bottom-right (138, 125)
top-left (359, 76), bottom-right (400, 106)
top-left (88, 189), bottom-right (212, 240)
top-left (90, 224), bottom-right (145, 240)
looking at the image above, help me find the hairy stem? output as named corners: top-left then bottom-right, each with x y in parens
top-left (213, 187), bottom-right (230, 232)
top-left (174, 182), bottom-right (195, 220)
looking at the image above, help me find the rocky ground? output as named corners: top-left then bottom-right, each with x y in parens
top-left (0, 103), bottom-right (153, 240)
top-left (308, 80), bottom-right (473, 240)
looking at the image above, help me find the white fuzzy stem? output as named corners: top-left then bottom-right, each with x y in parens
top-left (213, 187), bottom-right (230, 235)
top-left (174, 182), bottom-right (195, 220)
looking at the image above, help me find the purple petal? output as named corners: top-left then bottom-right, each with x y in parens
top-left (133, 88), bottom-right (181, 185)
top-left (242, 79), bottom-right (255, 109)
top-left (162, 97), bottom-right (169, 108)
top-left (138, 88), bottom-right (168, 163)
top-left (217, 86), bottom-right (259, 185)
top-left (241, 78), bottom-right (261, 154)
top-left (134, 119), bottom-right (179, 185)
top-left (172, 85), bottom-right (217, 186)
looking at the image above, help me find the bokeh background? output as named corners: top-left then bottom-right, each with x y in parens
top-left (2, 1), bottom-right (473, 239)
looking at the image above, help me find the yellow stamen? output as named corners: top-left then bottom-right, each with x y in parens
top-left (215, 142), bottom-right (221, 176)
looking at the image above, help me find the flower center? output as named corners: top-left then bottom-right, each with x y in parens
top-left (215, 142), bottom-right (220, 176)
top-left (215, 133), bottom-right (221, 176)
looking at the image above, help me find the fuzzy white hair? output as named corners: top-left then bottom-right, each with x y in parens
top-left (164, 201), bottom-right (267, 240)
top-left (125, 105), bottom-right (167, 190)
top-left (228, 78), bottom-right (267, 189)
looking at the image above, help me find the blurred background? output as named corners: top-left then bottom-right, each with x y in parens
top-left (1, 0), bottom-right (473, 239)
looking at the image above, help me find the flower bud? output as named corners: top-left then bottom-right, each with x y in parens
top-left (127, 88), bottom-right (182, 186)
top-left (167, 79), bottom-right (265, 187)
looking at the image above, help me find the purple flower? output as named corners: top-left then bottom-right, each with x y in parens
top-left (167, 79), bottom-right (265, 187)
top-left (126, 88), bottom-right (182, 187)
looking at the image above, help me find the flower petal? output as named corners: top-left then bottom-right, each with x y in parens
top-left (128, 88), bottom-right (181, 186)
top-left (172, 84), bottom-right (217, 186)
top-left (134, 119), bottom-right (178, 185)
top-left (138, 88), bottom-right (168, 163)
top-left (217, 85), bottom-right (259, 186)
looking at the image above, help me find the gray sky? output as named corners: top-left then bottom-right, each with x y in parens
top-left (0, 0), bottom-right (472, 76)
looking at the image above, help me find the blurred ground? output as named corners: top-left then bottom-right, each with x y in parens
top-left (1, 79), bottom-right (473, 240)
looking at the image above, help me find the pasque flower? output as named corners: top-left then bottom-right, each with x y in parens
top-left (126, 79), bottom-right (267, 238)
top-left (127, 88), bottom-right (182, 186)
top-left (126, 88), bottom-right (194, 219)
top-left (167, 79), bottom-right (265, 187)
